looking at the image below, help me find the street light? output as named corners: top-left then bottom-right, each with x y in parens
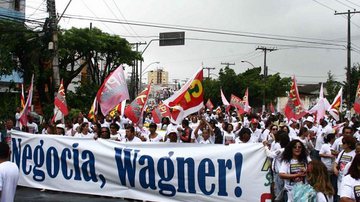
top-left (140, 61), bottom-right (160, 90)
top-left (241, 60), bottom-right (256, 68)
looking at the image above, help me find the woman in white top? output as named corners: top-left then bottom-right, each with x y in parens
top-left (306, 160), bottom-right (334, 202)
top-left (294, 127), bottom-right (314, 154)
top-left (146, 123), bottom-right (163, 142)
top-left (279, 140), bottom-right (311, 202)
top-left (339, 153), bottom-right (360, 202)
top-left (74, 122), bottom-right (94, 139)
top-left (333, 136), bottom-right (356, 198)
top-left (319, 133), bottom-right (336, 173)
top-left (263, 130), bottom-right (290, 199)
top-left (222, 122), bottom-right (235, 145)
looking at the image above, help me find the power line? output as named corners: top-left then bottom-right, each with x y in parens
top-left (342, 0), bottom-right (360, 8)
top-left (78, 0), bottom-right (115, 34)
top-left (333, 0), bottom-right (356, 9)
top-left (187, 37), bottom-right (346, 50)
top-left (111, 0), bottom-right (144, 42)
top-left (27, 0), bottom-right (47, 18)
top-left (102, 0), bottom-right (134, 38)
top-left (61, 14), bottom-right (346, 47)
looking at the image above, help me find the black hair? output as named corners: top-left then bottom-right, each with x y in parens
top-left (238, 128), bottom-right (251, 139)
top-left (149, 123), bottom-right (157, 128)
top-left (0, 142), bottom-right (10, 159)
top-left (181, 119), bottom-right (189, 127)
top-left (347, 154), bottom-right (360, 180)
top-left (276, 131), bottom-right (290, 148)
top-left (324, 133), bottom-right (335, 143)
top-left (126, 125), bottom-right (135, 133)
top-left (110, 123), bottom-right (119, 130)
top-left (282, 140), bottom-right (308, 163)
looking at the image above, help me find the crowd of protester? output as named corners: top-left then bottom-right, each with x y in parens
top-left (2, 105), bottom-right (360, 202)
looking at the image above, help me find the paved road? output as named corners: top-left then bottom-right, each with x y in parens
top-left (15, 186), bottom-right (131, 202)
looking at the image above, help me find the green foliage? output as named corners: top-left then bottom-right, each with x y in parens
top-left (66, 81), bottom-right (99, 116)
top-left (325, 71), bottom-right (342, 102)
top-left (0, 91), bottom-right (20, 122)
top-left (203, 66), bottom-right (290, 110)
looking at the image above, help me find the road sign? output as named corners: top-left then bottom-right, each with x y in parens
top-left (159, 32), bottom-right (185, 46)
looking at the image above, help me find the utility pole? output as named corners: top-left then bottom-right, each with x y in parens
top-left (203, 67), bottom-right (215, 78)
top-left (335, 10), bottom-right (360, 109)
top-left (221, 62), bottom-right (235, 67)
top-left (130, 42), bottom-right (146, 99)
top-left (47, 0), bottom-right (60, 87)
top-left (256, 46), bottom-right (277, 112)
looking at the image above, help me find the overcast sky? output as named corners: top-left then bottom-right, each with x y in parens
top-left (26, 0), bottom-right (360, 84)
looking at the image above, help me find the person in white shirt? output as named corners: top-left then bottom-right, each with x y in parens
top-left (26, 115), bottom-right (38, 134)
top-left (0, 142), bottom-right (19, 202)
top-left (333, 136), bottom-right (356, 199)
top-left (194, 119), bottom-right (214, 144)
top-left (331, 126), bottom-right (354, 156)
top-left (14, 107), bottom-right (21, 130)
top-left (235, 128), bottom-right (251, 144)
top-left (145, 123), bottom-right (163, 142)
top-left (74, 122), bottom-right (94, 139)
top-left (339, 153), bottom-right (360, 202)
top-left (306, 160), bottom-right (334, 202)
top-left (263, 131), bottom-right (290, 199)
top-left (109, 123), bottom-right (122, 141)
top-left (319, 133), bottom-right (336, 173)
top-left (125, 125), bottom-right (142, 143)
top-left (249, 118), bottom-right (262, 143)
top-left (223, 122), bottom-right (236, 145)
top-left (279, 140), bottom-right (311, 202)
top-left (288, 119), bottom-right (299, 141)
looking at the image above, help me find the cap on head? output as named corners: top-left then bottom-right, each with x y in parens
top-left (56, 123), bottom-right (65, 130)
top-left (305, 116), bottom-right (314, 123)
top-left (251, 118), bottom-right (259, 124)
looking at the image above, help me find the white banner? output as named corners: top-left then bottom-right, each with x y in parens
top-left (10, 131), bottom-right (271, 202)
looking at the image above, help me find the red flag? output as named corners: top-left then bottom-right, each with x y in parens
top-left (354, 81), bottom-right (360, 114)
top-left (163, 68), bottom-right (204, 124)
top-left (96, 66), bottom-right (129, 116)
top-left (243, 88), bottom-right (251, 113)
top-left (124, 84), bottom-right (151, 125)
top-left (284, 76), bottom-right (306, 120)
top-left (19, 75), bottom-right (34, 127)
top-left (328, 87), bottom-right (342, 121)
top-left (230, 94), bottom-right (245, 113)
top-left (54, 79), bottom-right (68, 116)
top-left (205, 99), bottom-right (214, 111)
top-left (152, 102), bottom-right (171, 124)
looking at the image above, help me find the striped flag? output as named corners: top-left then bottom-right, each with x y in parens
top-left (88, 97), bottom-right (98, 121)
top-left (19, 75), bottom-right (34, 127)
top-left (20, 83), bottom-right (25, 109)
top-left (327, 87), bottom-right (342, 121)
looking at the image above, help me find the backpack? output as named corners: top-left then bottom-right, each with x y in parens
top-left (293, 183), bottom-right (316, 202)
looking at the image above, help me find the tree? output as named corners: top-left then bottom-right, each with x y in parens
top-left (58, 27), bottom-right (141, 89)
top-left (203, 66), bottom-right (290, 111)
top-left (343, 63), bottom-right (360, 108)
top-left (325, 71), bottom-right (342, 103)
top-left (0, 21), bottom-right (141, 120)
